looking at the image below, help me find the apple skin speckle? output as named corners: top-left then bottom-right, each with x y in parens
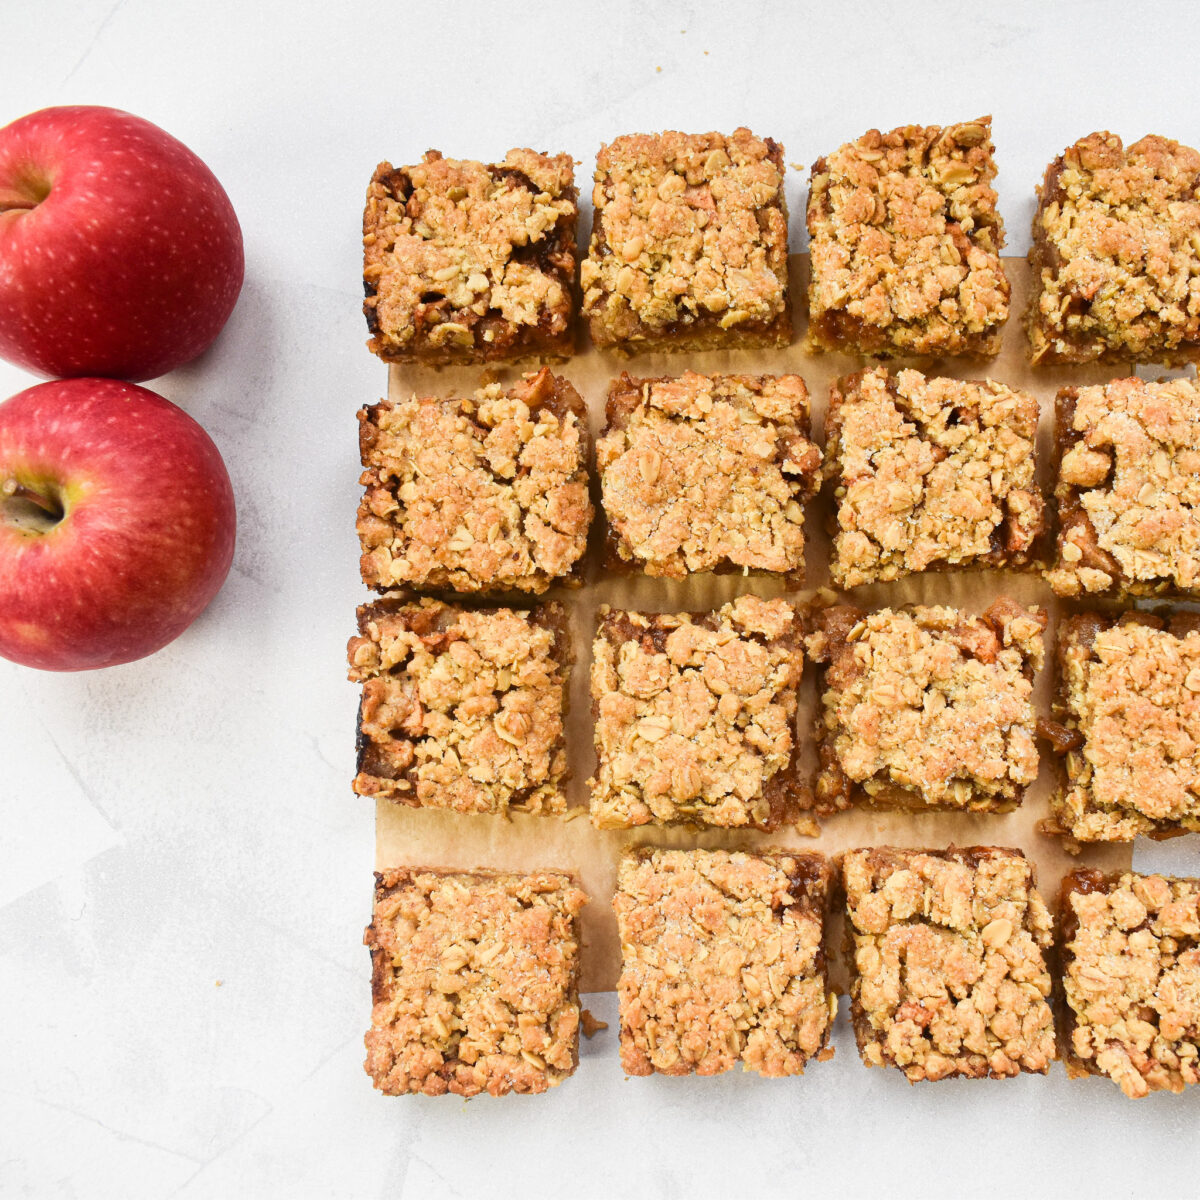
top-left (0, 377), bottom-right (236, 670)
top-left (0, 106), bottom-right (244, 381)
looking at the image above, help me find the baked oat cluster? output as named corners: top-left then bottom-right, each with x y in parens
top-left (356, 368), bottom-right (592, 595)
top-left (589, 596), bottom-right (803, 830)
top-left (597, 370), bottom-right (820, 580)
top-left (363, 150), bottom-right (578, 364)
top-left (806, 118), bottom-right (1009, 358)
top-left (843, 847), bottom-right (1056, 1082)
top-left (826, 367), bottom-right (1043, 588)
top-left (364, 868), bottom-right (586, 1097)
top-left (614, 848), bottom-right (833, 1077)
top-left (1047, 377), bottom-right (1200, 599)
top-left (807, 600), bottom-right (1046, 814)
top-left (1044, 612), bottom-right (1200, 842)
top-left (581, 128), bottom-right (791, 352)
top-left (348, 598), bottom-right (570, 815)
top-left (1061, 870), bottom-right (1200, 1097)
top-left (1027, 132), bottom-right (1200, 365)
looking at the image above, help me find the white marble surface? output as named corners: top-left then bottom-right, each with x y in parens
top-left (3, 3), bottom-right (1200, 1196)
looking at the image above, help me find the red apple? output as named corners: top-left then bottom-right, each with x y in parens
top-left (0, 105), bottom-right (244, 381)
top-left (0, 378), bottom-right (236, 670)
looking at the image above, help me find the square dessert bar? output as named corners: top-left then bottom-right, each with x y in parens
top-left (843, 847), bottom-right (1055, 1082)
top-left (826, 367), bottom-right (1044, 589)
top-left (363, 149), bottom-right (578, 365)
top-left (597, 370), bottom-right (820, 580)
top-left (1042, 611), bottom-right (1200, 842)
top-left (581, 128), bottom-right (791, 353)
top-left (364, 867), bottom-right (586, 1097)
top-left (1046, 377), bottom-right (1200, 599)
top-left (614, 847), bottom-right (834, 1077)
top-left (347, 597), bottom-right (571, 815)
top-left (1060, 869), bottom-right (1200, 1097)
top-left (589, 596), bottom-right (803, 830)
top-left (806, 118), bottom-right (1009, 358)
top-left (806, 600), bottom-right (1045, 814)
top-left (1027, 132), bottom-right (1200, 366)
top-left (357, 368), bottom-right (592, 595)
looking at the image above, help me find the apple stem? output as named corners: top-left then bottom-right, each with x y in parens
top-left (1, 479), bottom-right (64, 533)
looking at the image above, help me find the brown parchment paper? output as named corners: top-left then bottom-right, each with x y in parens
top-left (375, 254), bottom-right (1134, 993)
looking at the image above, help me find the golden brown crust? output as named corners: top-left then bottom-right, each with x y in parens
top-left (588, 596), bottom-right (803, 830)
top-left (363, 150), bottom-right (578, 365)
top-left (597, 371), bottom-right (820, 580)
top-left (614, 847), bottom-right (833, 1077)
top-left (356, 369), bottom-right (593, 595)
top-left (1045, 612), bottom-right (1200, 841)
top-left (364, 867), bottom-right (587, 1097)
top-left (1060, 870), bottom-right (1200, 1096)
top-left (843, 846), bottom-right (1055, 1082)
top-left (348, 597), bottom-right (571, 815)
top-left (826, 367), bottom-right (1043, 588)
top-left (1027, 133), bottom-right (1200, 365)
top-left (806, 118), bottom-right (1009, 358)
top-left (581, 128), bottom-right (791, 352)
top-left (1047, 377), bottom-right (1200, 599)
top-left (807, 601), bottom-right (1046, 814)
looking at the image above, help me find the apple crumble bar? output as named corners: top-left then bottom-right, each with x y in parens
top-left (806, 600), bottom-right (1045, 814)
top-left (1060, 869), bottom-right (1200, 1097)
top-left (363, 150), bottom-right (578, 365)
top-left (1041, 611), bottom-right (1200, 842)
top-left (806, 118), bottom-right (1009, 358)
top-left (843, 846), bottom-right (1055, 1082)
top-left (589, 596), bottom-right (803, 830)
top-left (581, 128), bottom-right (791, 353)
top-left (614, 847), bottom-right (834, 1077)
top-left (1027, 132), bottom-right (1200, 365)
top-left (597, 370), bottom-right (820, 580)
top-left (1046, 377), bottom-right (1200, 599)
top-left (826, 367), bottom-right (1043, 588)
top-left (364, 867), bottom-right (586, 1096)
top-left (347, 597), bottom-right (570, 815)
top-left (357, 368), bottom-right (592, 595)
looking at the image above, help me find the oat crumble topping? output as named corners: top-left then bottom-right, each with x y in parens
top-left (806, 118), bottom-right (1009, 357)
top-left (357, 369), bottom-right (592, 594)
top-left (589, 596), bottom-right (803, 829)
top-left (581, 128), bottom-right (791, 351)
top-left (1062, 870), bottom-right (1200, 1097)
top-left (364, 868), bottom-right (586, 1096)
top-left (1048, 613), bottom-right (1200, 841)
top-left (843, 847), bottom-right (1055, 1082)
top-left (598, 371), bottom-right (820, 579)
top-left (363, 150), bottom-right (578, 364)
top-left (1047, 377), bottom-right (1200, 598)
top-left (348, 598), bottom-right (570, 815)
top-left (615, 848), bottom-right (833, 1077)
top-left (1027, 132), bottom-right (1200, 365)
top-left (807, 601), bottom-right (1045, 813)
top-left (827, 367), bottom-right (1042, 588)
